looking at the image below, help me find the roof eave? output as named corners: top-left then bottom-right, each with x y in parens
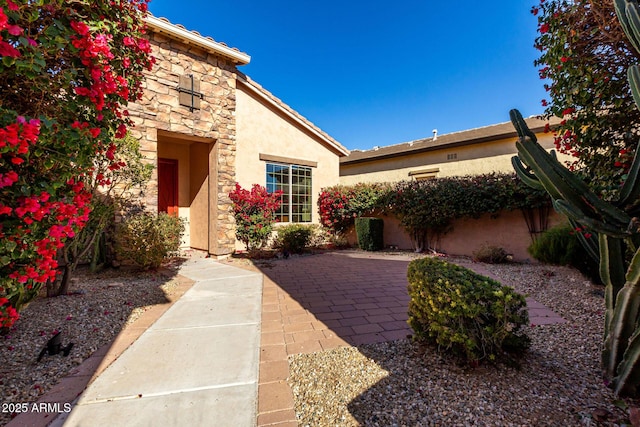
top-left (144, 15), bottom-right (251, 65)
top-left (341, 122), bottom-right (552, 165)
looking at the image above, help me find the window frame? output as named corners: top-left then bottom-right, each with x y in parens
top-left (266, 162), bottom-right (313, 223)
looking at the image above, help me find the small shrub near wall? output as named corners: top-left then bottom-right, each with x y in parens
top-left (355, 217), bottom-right (384, 251)
top-left (528, 223), bottom-right (601, 283)
top-left (407, 257), bottom-right (530, 363)
top-left (309, 226), bottom-right (350, 249)
top-left (115, 211), bottom-right (185, 270)
top-left (472, 245), bottom-right (510, 264)
top-left (273, 224), bottom-right (315, 254)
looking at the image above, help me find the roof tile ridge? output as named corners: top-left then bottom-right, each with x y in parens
top-left (147, 14), bottom-right (246, 55)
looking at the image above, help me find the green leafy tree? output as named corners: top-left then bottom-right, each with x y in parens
top-left (533, 0), bottom-right (640, 195)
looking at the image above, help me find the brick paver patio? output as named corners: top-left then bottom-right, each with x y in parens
top-left (254, 251), bottom-right (565, 426)
top-left (256, 251), bottom-right (414, 426)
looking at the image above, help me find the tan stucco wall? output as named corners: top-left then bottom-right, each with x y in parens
top-left (340, 131), bottom-right (567, 184)
top-left (438, 210), bottom-right (566, 261)
top-left (188, 143), bottom-right (210, 250)
top-left (235, 82), bottom-right (342, 224)
top-left (346, 210), bottom-right (566, 262)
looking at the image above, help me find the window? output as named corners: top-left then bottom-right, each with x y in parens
top-left (447, 153), bottom-right (457, 160)
top-left (408, 168), bottom-right (439, 181)
top-left (266, 163), bottom-right (312, 223)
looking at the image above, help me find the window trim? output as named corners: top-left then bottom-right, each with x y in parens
top-left (259, 153), bottom-right (317, 168)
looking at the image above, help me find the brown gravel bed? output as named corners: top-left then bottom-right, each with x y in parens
top-left (0, 266), bottom-right (182, 426)
top-left (288, 258), bottom-right (638, 426)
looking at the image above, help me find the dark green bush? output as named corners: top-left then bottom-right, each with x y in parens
top-left (115, 211), bottom-right (185, 269)
top-left (355, 217), bottom-right (384, 251)
top-left (528, 223), bottom-right (600, 283)
top-left (407, 257), bottom-right (530, 363)
top-left (472, 245), bottom-right (510, 264)
top-left (274, 224), bottom-right (315, 254)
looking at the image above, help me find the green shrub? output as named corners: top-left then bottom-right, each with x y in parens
top-left (407, 257), bottom-right (530, 363)
top-left (274, 224), bottom-right (315, 254)
top-left (115, 211), bottom-right (185, 270)
top-left (472, 245), bottom-right (510, 264)
top-left (355, 217), bottom-right (384, 251)
top-left (311, 226), bottom-right (350, 249)
top-left (528, 223), bottom-right (600, 283)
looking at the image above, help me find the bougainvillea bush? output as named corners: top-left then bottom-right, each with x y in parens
top-left (318, 182), bottom-right (390, 234)
top-left (0, 0), bottom-right (154, 328)
top-left (51, 132), bottom-right (153, 297)
top-left (386, 173), bottom-right (550, 251)
top-left (319, 174), bottom-right (549, 252)
top-left (229, 183), bottom-right (283, 252)
top-left (533, 0), bottom-right (640, 195)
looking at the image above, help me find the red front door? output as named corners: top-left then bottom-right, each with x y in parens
top-left (158, 158), bottom-right (179, 216)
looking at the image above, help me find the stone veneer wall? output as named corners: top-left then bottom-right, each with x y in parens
top-left (126, 30), bottom-right (239, 255)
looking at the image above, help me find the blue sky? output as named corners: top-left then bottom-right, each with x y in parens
top-left (148, 1), bottom-right (545, 151)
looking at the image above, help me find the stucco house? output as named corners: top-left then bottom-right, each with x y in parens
top-left (126, 16), bottom-right (348, 257)
top-left (339, 116), bottom-right (567, 260)
top-left (340, 116), bottom-right (563, 184)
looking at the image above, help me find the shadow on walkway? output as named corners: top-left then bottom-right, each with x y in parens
top-left (256, 251), bottom-right (414, 351)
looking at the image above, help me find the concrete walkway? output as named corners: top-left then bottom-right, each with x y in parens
top-left (56, 258), bottom-right (263, 427)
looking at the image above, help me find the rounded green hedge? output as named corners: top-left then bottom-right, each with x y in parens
top-left (407, 257), bottom-right (530, 363)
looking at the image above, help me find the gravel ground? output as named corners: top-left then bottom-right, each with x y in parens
top-left (288, 257), bottom-right (639, 426)
top-left (0, 265), bottom-right (182, 426)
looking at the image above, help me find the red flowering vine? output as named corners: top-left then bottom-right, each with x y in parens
top-left (318, 183), bottom-right (389, 234)
top-left (0, 0), bottom-right (154, 329)
top-left (0, 297), bottom-right (18, 329)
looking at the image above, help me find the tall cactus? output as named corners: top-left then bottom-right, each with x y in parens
top-left (512, 108), bottom-right (640, 396)
top-left (510, 0), bottom-right (640, 397)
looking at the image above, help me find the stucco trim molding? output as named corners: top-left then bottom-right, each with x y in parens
top-left (260, 153), bottom-right (318, 168)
